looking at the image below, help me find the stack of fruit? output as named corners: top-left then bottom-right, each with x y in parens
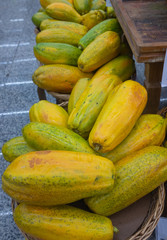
top-left (1, 0), bottom-right (167, 239)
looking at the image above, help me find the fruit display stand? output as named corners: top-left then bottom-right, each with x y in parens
top-left (110, 0), bottom-right (167, 114)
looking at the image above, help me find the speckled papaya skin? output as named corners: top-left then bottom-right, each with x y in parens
top-left (40, 0), bottom-right (72, 9)
top-left (73, 0), bottom-right (91, 15)
top-left (32, 64), bottom-right (93, 93)
top-left (89, 80), bottom-right (147, 153)
top-left (46, 3), bottom-right (82, 23)
top-left (36, 28), bottom-right (82, 46)
top-left (29, 100), bottom-right (69, 127)
top-left (34, 42), bottom-right (82, 66)
top-left (68, 78), bottom-right (90, 114)
top-left (68, 74), bottom-right (122, 138)
top-left (2, 150), bottom-right (115, 206)
top-left (85, 146), bottom-right (167, 216)
top-left (22, 122), bottom-right (95, 154)
top-left (78, 19), bottom-right (122, 49)
top-left (105, 114), bottom-right (166, 163)
top-left (2, 136), bottom-right (34, 162)
top-left (78, 31), bottom-right (120, 72)
top-left (93, 55), bottom-right (135, 80)
top-left (40, 19), bottom-right (88, 36)
top-left (14, 204), bottom-right (114, 240)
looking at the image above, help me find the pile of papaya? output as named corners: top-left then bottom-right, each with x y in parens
top-left (1, 0), bottom-right (167, 239)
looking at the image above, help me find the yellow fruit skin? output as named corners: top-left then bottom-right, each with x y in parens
top-left (46, 3), bottom-right (82, 23)
top-left (2, 136), bottom-right (34, 162)
top-left (93, 55), bottom-right (135, 81)
top-left (105, 114), bottom-right (166, 163)
top-left (32, 64), bottom-right (93, 93)
top-left (40, 19), bottom-right (88, 36)
top-left (85, 146), bottom-right (167, 216)
top-left (78, 31), bottom-right (120, 72)
top-left (29, 100), bottom-right (68, 127)
top-left (81, 10), bottom-right (106, 29)
top-left (73, 0), bottom-right (92, 15)
top-left (36, 28), bottom-right (82, 46)
top-left (40, 0), bottom-right (72, 9)
top-left (68, 78), bottom-right (90, 114)
top-left (89, 80), bottom-right (148, 153)
top-left (68, 74), bottom-right (122, 138)
top-left (2, 150), bottom-right (115, 206)
top-left (14, 204), bottom-right (114, 240)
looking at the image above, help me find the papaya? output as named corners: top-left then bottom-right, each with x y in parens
top-left (85, 146), bottom-right (167, 216)
top-left (46, 3), bottom-right (82, 23)
top-left (40, 19), bottom-right (88, 36)
top-left (40, 0), bottom-right (72, 9)
top-left (36, 28), bottom-right (82, 46)
top-left (34, 42), bottom-right (82, 66)
top-left (22, 122), bottom-right (96, 154)
top-left (78, 19), bottom-right (122, 50)
top-left (73, 0), bottom-right (92, 15)
top-left (32, 64), bottom-right (93, 93)
top-left (91, 0), bottom-right (106, 11)
top-left (106, 7), bottom-right (116, 18)
top-left (93, 55), bottom-right (135, 81)
top-left (2, 136), bottom-right (34, 163)
top-left (89, 80), bottom-right (147, 153)
top-left (32, 11), bottom-right (53, 28)
top-left (105, 114), bottom-right (166, 163)
top-left (38, 7), bottom-right (45, 12)
top-left (78, 31), bottom-right (120, 72)
top-left (81, 10), bottom-right (106, 29)
top-left (68, 78), bottom-right (90, 114)
top-left (68, 74), bottom-right (122, 138)
top-left (29, 100), bottom-right (69, 127)
top-left (14, 204), bottom-right (115, 240)
top-left (2, 150), bottom-right (115, 205)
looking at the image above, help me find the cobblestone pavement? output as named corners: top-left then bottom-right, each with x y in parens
top-left (0, 0), bottom-right (165, 239)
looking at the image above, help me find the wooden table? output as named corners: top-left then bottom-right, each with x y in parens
top-left (111, 0), bottom-right (167, 113)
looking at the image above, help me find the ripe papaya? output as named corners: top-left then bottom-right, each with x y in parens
top-left (46, 3), bottom-right (82, 23)
top-left (85, 146), bottom-right (167, 216)
top-left (73, 0), bottom-right (92, 15)
top-left (40, 0), bottom-right (72, 9)
top-left (81, 10), bottom-right (106, 29)
top-left (29, 100), bottom-right (69, 127)
top-left (78, 31), bottom-right (120, 72)
top-left (89, 80), bottom-right (147, 153)
top-left (14, 204), bottom-right (115, 240)
top-left (105, 114), bottom-right (166, 163)
top-left (2, 150), bottom-right (115, 205)
top-left (32, 64), bottom-right (93, 93)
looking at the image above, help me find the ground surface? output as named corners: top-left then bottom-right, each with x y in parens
top-left (0, 0), bottom-right (165, 239)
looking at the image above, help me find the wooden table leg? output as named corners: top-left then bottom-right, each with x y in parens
top-left (144, 62), bottom-right (163, 114)
top-left (37, 87), bottom-right (46, 101)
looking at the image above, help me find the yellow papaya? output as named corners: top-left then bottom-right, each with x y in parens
top-left (36, 28), bottom-right (82, 46)
top-left (14, 204), bottom-right (115, 240)
top-left (68, 78), bottom-right (90, 114)
top-left (2, 136), bottom-right (34, 162)
top-left (78, 31), bottom-right (120, 72)
top-left (46, 3), bottom-right (82, 23)
top-left (34, 42), bottom-right (82, 66)
top-left (40, 19), bottom-right (88, 36)
top-left (32, 64), bottom-right (93, 93)
top-left (40, 0), bottom-right (72, 9)
top-left (81, 10), bottom-right (106, 29)
top-left (29, 100), bottom-right (68, 127)
top-left (68, 74), bottom-right (122, 138)
top-left (89, 80), bottom-right (147, 153)
top-left (85, 146), bottom-right (167, 216)
top-left (105, 114), bottom-right (166, 163)
top-left (93, 55), bottom-right (135, 81)
top-left (2, 150), bottom-right (115, 205)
